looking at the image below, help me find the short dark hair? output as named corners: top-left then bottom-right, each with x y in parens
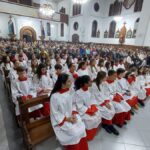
top-left (55, 64), bottom-right (62, 70)
top-left (108, 70), bottom-right (116, 76)
top-left (117, 68), bottom-right (125, 75)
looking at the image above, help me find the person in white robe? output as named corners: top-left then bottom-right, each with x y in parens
top-left (90, 71), bottom-right (119, 135)
top-left (88, 59), bottom-right (99, 81)
top-left (102, 70), bottom-right (131, 128)
top-left (51, 64), bottom-right (63, 85)
top-left (74, 75), bottom-right (101, 141)
top-left (128, 67), bottom-right (147, 102)
top-left (50, 74), bottom-right (89, 150)
top-left (77, 61), bottom-right (89, 77)
top-left (11, 66), bottom-right (42, 117)
top-left (116, 68), bottom-right (139, 110)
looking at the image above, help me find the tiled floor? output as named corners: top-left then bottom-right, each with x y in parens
top-left (0, 75), bottom-right (150, 150)
top-left (0, 106), bottom-right (9, 150)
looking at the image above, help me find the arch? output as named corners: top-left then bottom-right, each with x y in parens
top-left (72, 34), bottom-right (79, 43)
top-left (91, 20), bottom-right (98, 37)
top-left (20, 26), bottom-right (36, 42)
top-left (109, 21), bottom-right (116, 38)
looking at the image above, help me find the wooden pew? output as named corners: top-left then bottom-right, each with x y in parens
top-left (2, 67), bottom-right (12, 97)
top-left (19, 95), bottom-right (54, 150)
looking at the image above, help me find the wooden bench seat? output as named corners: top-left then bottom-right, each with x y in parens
top-left (19, 95), bottom-right (54, 150)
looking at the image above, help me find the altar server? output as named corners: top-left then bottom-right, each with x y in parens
top-left (11, 66), bottom-right (41, 117)
top-left (88, 59), bottom-right (99, 80)
top-left (102, 70), bottom-right (131, 128)
top-left (50, 74), bottom-right (89, 150)
top-left (90, 71), bottom-right (119, 135)
top-left (74, 75), bottom-right (102, 140)
top-left (116, 68), bottom-right (138, 110)
top-left (77, 61), bottom-right (89, 76)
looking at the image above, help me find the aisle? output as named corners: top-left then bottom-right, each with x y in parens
top-left (0, 105), bottom-right (9, 150)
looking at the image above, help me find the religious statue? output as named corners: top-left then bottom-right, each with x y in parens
top-left (119, 22), bottom-right (127, 44)
top-left (96, 30), bottom-right (100, 38)
top-left (8, 15), bottom-right (16, 40)
top-left (39, 21), bottom-right (45, 41)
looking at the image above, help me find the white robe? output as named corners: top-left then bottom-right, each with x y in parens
top-left (74, 89), bottom-right (102, 130)
top-left (116, 78), bottom-right (136, 101)
top-left (11, 78), bottom-right (42, 115)
top-left (50, 91), bottom-right (86, 146)
top-left (102, 81), bottom-right (131, 113)
top-left (77, 69), bottom-right (89, 77)
top-left (88, 66), bottom-right (98, 80)
top-left (90, 83), bottom-right (115, 120)
top-left (129, 76), bottom-right (146, 100)
top-left (33, 74), bottom-right (54, 92)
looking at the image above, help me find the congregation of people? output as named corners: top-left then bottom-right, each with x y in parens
top-left (1, 39), bottom-right (150, 150)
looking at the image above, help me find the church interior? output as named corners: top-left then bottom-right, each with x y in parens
top-left (0, 0), bottom-right (150, 150)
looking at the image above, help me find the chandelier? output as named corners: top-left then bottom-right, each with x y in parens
top-left (39, 4), bottom-right (55, 17)
top-left (73, 0), bottom-right (88, 4)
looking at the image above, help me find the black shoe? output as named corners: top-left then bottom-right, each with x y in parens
top-left (116, 124), bottom-right (123, 128)
top-left (138, 100), bottom-right (145, 107)
top-left (131, 110), bottom-right (134, 115)
top-left (109, 125), bottom-right (119, 136)
top-left (102, 124), bottom-right (112, 134)
top-left (124, 121), bottom-right (127, 125)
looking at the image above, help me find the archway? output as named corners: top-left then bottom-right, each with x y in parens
top-left (72, 34), bottom-right (79, 43)
top-left (20, 26), bottom-right (36, 42)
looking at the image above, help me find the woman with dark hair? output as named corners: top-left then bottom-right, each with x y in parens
top-left (33, 63), bottom-right (53, 95)
top-left (74, 75), bottom-right (101, 141)
top-left (50, 74), bottom-right (88, 150)
top-left (77, 61), bottom-right (89, 77)
top-left (90, 71), bottom-right (119, 135)
top-left (88, 59), bottom-right (98, 80)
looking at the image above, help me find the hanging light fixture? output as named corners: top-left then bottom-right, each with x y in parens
top-left (73, 0), bottom-right (88, 4)
top-left (39, 3), bottom-right (55, 17)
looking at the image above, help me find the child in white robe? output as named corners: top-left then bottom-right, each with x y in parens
top-left (51, 64), bottom-right (62, 85)
top-left (50, 74), bottom-right (89, 150)
top-left (128, 67), bottom-right (147, 104)
top-left (103, 70), bottom-right (131, 128)
top-left (116, 68), bottom-right (139, 110)
top-left (137, 66), bottom-right (150, 97)
top-left (33, 63), bottom-right (53, 116)
top-left (90, 71), bottom-right (119, 135)
top-left (11, 66), bottom-right (42, 117)
top-left (74, 75), bottom-right (102, 141)
top-left (88, 59), bottom-right (99, 81)
top-left (77, 61), bottom-right (89, 77)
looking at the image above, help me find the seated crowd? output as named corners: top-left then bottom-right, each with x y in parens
top-left (1, 39), bottom-right (150, 150)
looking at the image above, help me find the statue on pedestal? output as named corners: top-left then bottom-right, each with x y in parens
top-left (8, 15), bottom-right (16, 40)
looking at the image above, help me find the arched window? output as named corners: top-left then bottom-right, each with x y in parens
top-left (134, 0), bottom-right (143, 12)
top-left (47, 22), bottom-right (51, 36)
top-left (73, 4), bottom-right (81, 16)
top-left (91, 20), bottom-right (98, 37)
top-left (61, 23), bottom-right (64, 37)
top-left (108, 21), bottom-right (116, 38)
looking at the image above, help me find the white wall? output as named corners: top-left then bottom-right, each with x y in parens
top-left (0, 0), bottom-right (150, 46)
top-left (0, 13), bottom-right (59, 40)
